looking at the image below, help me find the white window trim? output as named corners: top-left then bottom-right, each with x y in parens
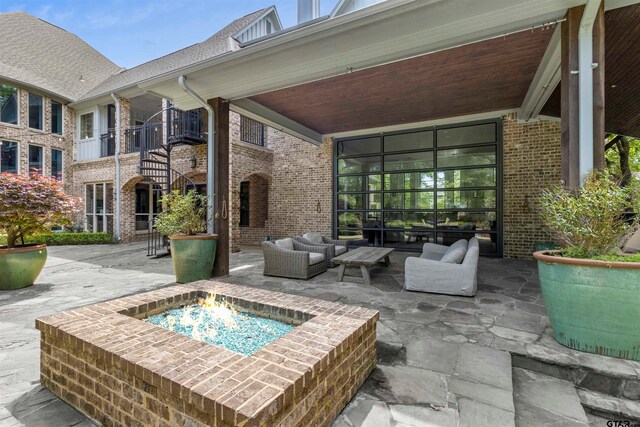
top-left (78, 109), bottom-right (97, 140)
top-left (0, 139), bottom-right (20, 174)
top-left (85, 182), bottom-right (113, 233)
top-left (27, 143), bottom-right (45, 176)
top-left (0, 85), bottom-right (20, 127)
top-left (51, 148), bottom-right (63, 181)
top-left (27, 92), bottom-right (45, 132)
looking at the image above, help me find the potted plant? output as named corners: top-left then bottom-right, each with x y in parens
top-left (534, 171), bottom-right (640, 361)
top-left (154, 190), bottom-right (217, 283)
top-left (0, 172), bottom-right (82, 290)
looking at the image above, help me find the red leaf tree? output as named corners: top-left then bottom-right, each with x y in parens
top-left (0, 172), bottom-right (83, 248)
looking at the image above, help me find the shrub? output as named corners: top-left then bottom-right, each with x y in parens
top-left (0, 173), bottom-right (82, 248)
top-left (0, 232), bottom-right (112, 246)
top-left (539, 171), bottom-right (637, 258)
top-left (154, 190), bottom-right (208, 236)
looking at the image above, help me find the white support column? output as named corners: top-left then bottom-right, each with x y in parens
top-left (578, 0), bottom-right (601, 184)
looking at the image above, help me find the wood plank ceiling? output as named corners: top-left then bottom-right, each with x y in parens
top-left (250, 27), bottom-right (554, 134)
top-left (541, 4), bottom-right (640, 137)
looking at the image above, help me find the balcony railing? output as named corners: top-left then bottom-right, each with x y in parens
top-left (167, 108), bottom-right (206, 144)
top-left (240, 116), bottom-right (265, 147)
top-left (125, 123), bottom-right (163, 154)
top-left (100, 129), bottom-right (116, 158)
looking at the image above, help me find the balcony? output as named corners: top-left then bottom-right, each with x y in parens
top-left (100, 129), bottom-right (116, 158)
top-left (124, 123), bottom-right (163, 154)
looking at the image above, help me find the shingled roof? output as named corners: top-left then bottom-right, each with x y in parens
top-left (79, 8), bottom-right (269, 101)
top-left (0, 12), bottom-right (121, 101)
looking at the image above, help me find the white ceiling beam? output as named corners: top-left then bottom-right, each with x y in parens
top-left (230, 99), bottom-right (323, 145)
top-left (519, 24), bottom-right (562, 122)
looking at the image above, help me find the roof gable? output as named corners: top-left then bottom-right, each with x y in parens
top-left (234, 7), bottom-right (283, 44)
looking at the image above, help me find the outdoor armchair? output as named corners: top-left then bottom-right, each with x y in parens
top-left (294, 233), bottom-right (348, 267)
top-left (404, 237), bottom-right (480, 296)
top-left (262, 238), bottom-right (329, 279)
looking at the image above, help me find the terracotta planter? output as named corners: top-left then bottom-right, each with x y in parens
top-left (0, 244), bottom-right (48, 290)
top-left (168, 234), bottom-right (218, 283)
top-left (534, 250), bottom-right (640, 361)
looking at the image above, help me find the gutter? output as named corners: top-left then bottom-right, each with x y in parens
top-left (178, 76), bottom-right (215, 234)
top-left (110, 93), bottom-right (121, 241)
top-left (578, 0), bottom-right (601, 184)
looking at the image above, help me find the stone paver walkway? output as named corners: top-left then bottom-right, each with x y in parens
top-left (0, 242), bottom-right (636, 426)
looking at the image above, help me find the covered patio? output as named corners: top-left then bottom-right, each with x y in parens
top-left (2, 243), bottom-right (639, 425)
top-left (129, 0), bottom-right (640, 268)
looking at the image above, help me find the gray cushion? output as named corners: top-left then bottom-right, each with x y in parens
top-left (335, 245), bottom-right (347, 255)
top-left (449, 239), bottom-right (468, 252)
top-left (303, 232), bottom-right (324, 245)
top-left (274, 238), bottom-right (294, 251)
top-left (440, 243), bottom-right (467, 264)
top-left (308, 252), bottom-right (325, 265)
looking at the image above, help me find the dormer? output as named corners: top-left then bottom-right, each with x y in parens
top-left (234, 6), bottom-right (283, 44)
top-left (330, 0), bottom-right (387, 17)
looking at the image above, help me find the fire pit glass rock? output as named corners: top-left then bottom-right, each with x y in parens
top-left (144, 296), bottom-right (294, 356)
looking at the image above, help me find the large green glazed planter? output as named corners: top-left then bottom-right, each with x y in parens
top-left (169, 234), bottom-right (218, 283)
top-left (0, 245), bottom-right (48, 290)
top-left (534, 250), bottom-right (640, 361)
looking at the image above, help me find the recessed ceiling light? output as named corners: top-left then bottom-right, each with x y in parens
top-left (611, 84), bottom-right (617, 88)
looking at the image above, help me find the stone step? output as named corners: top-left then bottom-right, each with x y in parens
top-left (577, 388), bottom-right (640, 422)
top-left (511, 343), bottom-right (640, 401)
top-left (334, 338), bottom-right (516, 427)
top-left (512, 367), bottom-right (589, 427)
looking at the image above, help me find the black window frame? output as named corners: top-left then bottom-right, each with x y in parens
top-left (333, 119), bottom-right (503, 256)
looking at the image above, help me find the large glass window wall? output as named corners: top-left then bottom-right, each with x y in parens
top-left (334, 121), bottom-right (501, 255)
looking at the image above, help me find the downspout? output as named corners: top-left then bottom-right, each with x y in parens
top-left (578, 0), bottom-right (601, 184)
top-left (110, 93), bottom-right (121, 241)
top-left (178, 75), bottom-right (215, 234)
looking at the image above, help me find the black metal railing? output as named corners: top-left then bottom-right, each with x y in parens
top-left (99, 129), bottom-right (116, 157)
top-left (125, 122), bottom-right (163, 154)
top-left (240, 115), bottom-right (265, 146)
top-left (167, 108), bottom-right (206, 144)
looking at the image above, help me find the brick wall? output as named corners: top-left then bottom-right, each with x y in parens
top-left (0, 85), bottom-right (75, 192)
top-left (502, 113), bottom-right (561, 258)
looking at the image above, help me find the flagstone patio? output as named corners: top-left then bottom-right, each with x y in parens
top-left (1, 242), bottom-right (637, 426)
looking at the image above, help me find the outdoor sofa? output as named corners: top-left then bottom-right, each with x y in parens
top-left (294, 233), bottom-right (348, 267)
top-left (404, 237), bottom-right (479, 296)
top-left (262, 238), bottom-right (329, 279)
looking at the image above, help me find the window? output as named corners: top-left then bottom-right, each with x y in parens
top-left (28, 145), bottom-right (43, 175)
top-left (0, 141), bottom-right (18, 173)
top-left (80, 112), bottom-right (94, 139)
top-left (240, 116), bottom-right (265, 146)
top-left (240, 181), bottom-right (250, 227)
top-left (51, 149), bottom-right (63, 181)
top-left (85, 183), bottom-right (114, 233)
top-left (335, 121), bottom-right (501, 255)
top-left (0, 85), bottom-right (18, 125)
top-left (135, 183), bottom-right (161, 231)
top-left (51, 101), bottom-right (63, 134)
top-left (28, 93), bottom-right (43, 130)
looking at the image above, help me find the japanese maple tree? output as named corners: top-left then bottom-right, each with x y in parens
top-left (0, 172), bottom-right (82, 248)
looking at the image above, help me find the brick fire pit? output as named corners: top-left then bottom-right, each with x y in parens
top-left (36, 281), bottom-right (378, 426)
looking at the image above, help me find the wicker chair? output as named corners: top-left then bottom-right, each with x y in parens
top-left (262, 239), bottom-right (329, 279)
top-left (294, 233), bottom-right (349, 267)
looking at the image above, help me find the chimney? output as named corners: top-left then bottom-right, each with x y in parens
top-left (298, 0), bottom-right (320, 24)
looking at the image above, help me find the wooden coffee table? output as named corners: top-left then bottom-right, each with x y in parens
top-left (332, 246), bottom-right (395, 286)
